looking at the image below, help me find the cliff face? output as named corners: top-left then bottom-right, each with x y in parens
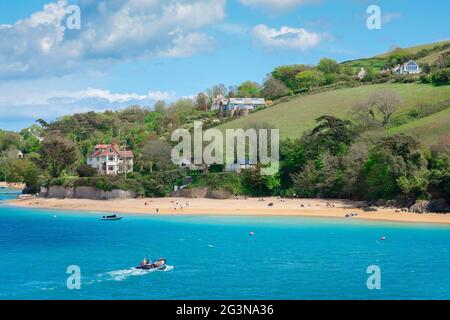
top-left (45, 186), bottom-right (137, 200)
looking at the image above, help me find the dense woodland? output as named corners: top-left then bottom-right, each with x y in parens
top-left (1, 47), bottom-right (450, 204)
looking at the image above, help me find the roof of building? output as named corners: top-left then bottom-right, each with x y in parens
top-left (227, 98), bottom-right (266, 105)
top-left (89, 144), bottom-right (134, 158)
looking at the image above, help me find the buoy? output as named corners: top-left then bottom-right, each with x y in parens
top-left (380, 236), bottom-right (387, 241)
top-left (249, 232), bottom-right (255, 236)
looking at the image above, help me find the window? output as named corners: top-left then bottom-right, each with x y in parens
top-left (108, 156), bottom-right (115, 161)
top-left (108, 166), bottom-right (114, 171)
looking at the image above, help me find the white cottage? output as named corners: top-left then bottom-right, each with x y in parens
top-left (393, 60), bottom-right (421, 75)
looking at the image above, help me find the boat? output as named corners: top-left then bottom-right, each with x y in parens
top-left (135, 258), bottom-right (167, 271)
top-left (100, 214), bottom-right (123, 221)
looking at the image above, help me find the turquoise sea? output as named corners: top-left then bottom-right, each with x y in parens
top-left (0, 188), bottom-right (449, 300)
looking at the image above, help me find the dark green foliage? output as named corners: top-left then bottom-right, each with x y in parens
top-left (431, 68), bottom-right (450, 85)
top-left (240, 167), bottom-right (281, 196)
top-left (190, 172), bottom-right (244, 194)
top-left (140, 170), bottom-right (185, 197)
top-left (40, 132), bottom-right (79, 178)
top-left (76, 164), bottom-right (97, 177)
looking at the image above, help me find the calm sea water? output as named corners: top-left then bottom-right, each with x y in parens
top-left (0, 189), bottom-right (449, 300)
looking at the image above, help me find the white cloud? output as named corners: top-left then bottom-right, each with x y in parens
top-left (0, 0), bottom-right (227, 79)
top-left (252, 24), bottom-right (324, 51)
top-left (239, 0), bottom-right (317, 11)
top-left (158, 31), bottom-right (215, 58)
top-left (0, 85), bottom-right (176, 128)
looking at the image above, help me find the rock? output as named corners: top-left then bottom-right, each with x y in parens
top-left (409, 199), bottom-right (449, 214)
top-left (409, 200), bottom-right (429, 213)
top-left (205, 189), bottom-right (232, 199)
top-left (428, 199), bottom-right (450, 213)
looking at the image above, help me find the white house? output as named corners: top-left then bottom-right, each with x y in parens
top-left (212, 95), bottom-right (266, 117)
top-left (225, 159), bottom-right (257, 173)
top-left (358, 67), bottom-right (367, 80)
top-left (87, 144), bottom-right (134, 175)
top-left (393, 60), bottom-right (421, 75)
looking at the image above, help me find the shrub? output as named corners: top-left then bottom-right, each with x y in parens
top-left (76, 164), bottom-right (97, 177)
top-left (431, 68), bottom-right (450, 85)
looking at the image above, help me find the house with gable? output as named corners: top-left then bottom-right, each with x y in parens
top-left (87, 144), bottom-right (134, 175)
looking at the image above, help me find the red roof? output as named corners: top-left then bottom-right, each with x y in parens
top-left (89, 144), bottom-right (134, 158)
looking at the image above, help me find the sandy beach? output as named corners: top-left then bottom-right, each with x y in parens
top-left (7, 197), bottom-right (450, 225)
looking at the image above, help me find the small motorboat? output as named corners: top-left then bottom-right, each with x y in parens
top-left (100, 214), bottom-right (123, 221)
top-left (136, 258), bottom-right (167, 271)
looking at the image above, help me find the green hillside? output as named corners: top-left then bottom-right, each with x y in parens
top-left (389, 108), bottom-right (450, 147)
top-left (342, 40), bottom-right (450, 70)
top-left (377, 40), bottom-right (450, 58)
top-left (218, 83), bottom-right (450, 142)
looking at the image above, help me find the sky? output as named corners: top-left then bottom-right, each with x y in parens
top-left (0, 0), bottom-right (449, 131)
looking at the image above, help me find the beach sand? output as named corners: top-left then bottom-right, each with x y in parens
top-left (7, 197), bottom-right (450, 225)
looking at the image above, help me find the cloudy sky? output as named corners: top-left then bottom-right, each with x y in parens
top-left (0, 0), bottom-right (448, 131)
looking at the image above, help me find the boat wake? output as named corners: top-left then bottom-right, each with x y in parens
top-left (104, 265), bottom-right (174, 281)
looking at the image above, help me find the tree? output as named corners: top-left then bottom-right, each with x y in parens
top-left (23, 160), bottom-right (42, 194)
top-left (368, 90), bottom-right (402, 125)
top-left (295, 70), bottom-right (325, 91)
top-left (343, 66), bottom-right (354, 76)
top-left (310, 115), bottom-right (355, 156)
top-left (195, 92), bottom-right (211, 111)
top-left (272, 64), bottom-right (312, 91)
top-left (236, 81), bottom-right (261, 98)
top-left (141, 140), bottom-right (173, 173)
top-left (431, 68), bottom-right (450, 85)
top-left (350, 102), bottom-right (381, 131)
top-left (40, 133), bottom-right (79, 178)
top-left (241, 166), bottom-right (280, 196)
top-left (260, 76), bottom-right (291, 100)
top-left (76, 164), bottom-right (97, 177)
top-left (387, 48), bottom-right (412, 66)
top-left (318, 58), bottom-right (341, 74)
top-left (153, 100), bottom-right (167, 113)
top-left (360, 134), bottom-right (426, 199)
top-left (280, 139), bottom-right (306, 188)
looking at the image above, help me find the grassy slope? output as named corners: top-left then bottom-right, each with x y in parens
top-left (342, 40), bottom-right (450, 69)
top-left (218, 83), bottom-right (450, 140)
top-left (417, 49), bottom-right (450, 65)
top-left (377, 40), bottom-right (450, 58)
top-left (389, 108), bottom-right (450, 147)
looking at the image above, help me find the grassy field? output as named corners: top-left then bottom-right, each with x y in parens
top-left (342, 40), bottom-right (450, 70)
top-left (417, 49), bottom-right (450, 65)
top-left (389, 108), bottom-right (450, 147)
top-left (218, 83), bottom-right (450, 140)
top-left (377, 40), bottom-right (450, 58)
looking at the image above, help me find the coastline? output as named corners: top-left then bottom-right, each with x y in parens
top-left (7, 197), bottom-right (450, 225)
top-left (0, 182), bottom-right (25, 190)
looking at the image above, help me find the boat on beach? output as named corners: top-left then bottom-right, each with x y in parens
top-left (100, 214), bottom-right (123, 221)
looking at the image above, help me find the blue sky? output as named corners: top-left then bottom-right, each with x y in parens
top-left (0, 0), bottom-right (449, 131)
